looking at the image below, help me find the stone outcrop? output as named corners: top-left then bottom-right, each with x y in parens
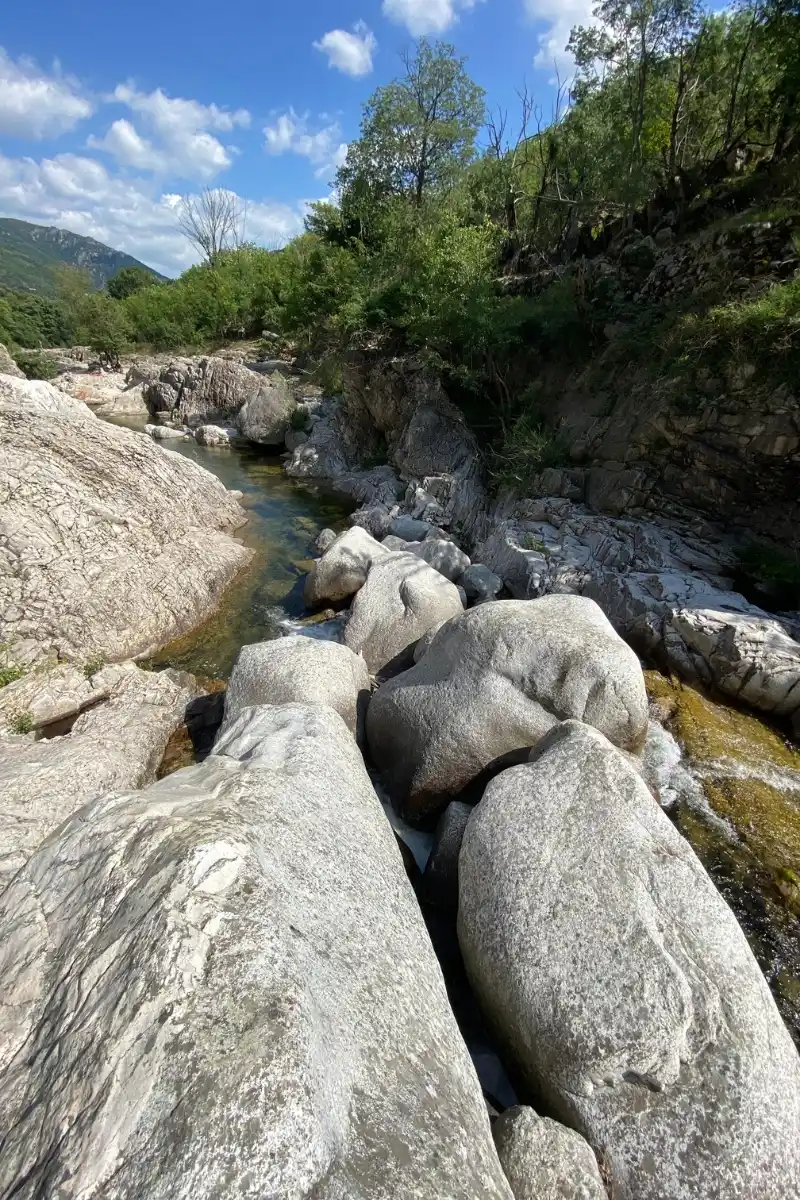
top-left (368, 596), bottom-right (648, 819)
top-left (0, 374), bottom-right (250, 667)
top-left (344, 552), bottom-right (464, 675)
top-left (221, 636), bottom-right (370, 739)
top-left (458, 720), bottom-right (800, 1200)
top-left (0, 661), bottom-right (197, 891)
top-left (0, 702), bottom-right (512, 1199)
top-left (304, 525), bottom-right (390, 607)
top-left (141, 355), bottom-right (295, 440)
top-left (475, 496), bottom-right (800, 724)
top-left (493, 1107), bottom-right (607, 1200)
top-left (54, 368), bottom-right (149, 416)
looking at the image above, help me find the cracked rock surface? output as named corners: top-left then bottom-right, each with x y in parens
top-left (0, 702), bottom-right (512, 1200)
top-left (458, 720), bottom-right (800, 1200)
top-left (0, 661), bottom-right (198, 891)
top-left (0, 374), bottom-right (251, 667)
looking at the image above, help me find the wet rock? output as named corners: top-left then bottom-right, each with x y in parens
top-left (0, 703), bottom-right (513, 1199)
top-left (304, 526), bottom-right (390, 607)
top-left (344, 552), bottom-right (464, 676)
top-left (195, 424), bottom-right (233, 446)
top-left (221, 636), bottom-right (370, 739)
top-left (284, 426), bottom-right (308, 452)
top-left (459, 720), bottom-right (800, 1200)
top-left (368, 596), bottom-right (648, 820)
top-left (0, 375), bottom-right (251, 667)
top-left (144, 422), bottom-right (187, 439)
top-left (493, 1107), bottom-right (607, 1200)
top-left (0, 662), bottom-right (197, 890)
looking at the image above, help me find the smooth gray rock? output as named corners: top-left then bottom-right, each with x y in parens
top-left (344, 552), bottom-right (464, 675)
top-left (144, 422), bottom-right (187, 439)
top-left (284, 426), bottom-right (308, 452)
top-left (459, 720), bottom-right (800, 1200)
top-left (367, 596), bottom-right (648, 820)
top-left (382, 534), bottom-right (410, 551)
top-left (406, 538), bottom-right (471, 582)
top-left (0, 662), bottom-right (197, 891)
top-left (352, 505), bottom-right (395, 539)
top-left (0, 703), bottom-right (513, 1200)
top-left (389, 515), bottom-right (433, 542)
top-left (460, 563), bottom-right (503, 602)
top-left (304, 526), bottom-right (390, 607)
top-left (0, 376), bottom-right (250, 668)
top-left (238, 375), bottom-right (296, 445)
top-left (421, 800), bottom-right (472, 912)
top-left (195, 423), bottom-right (233, 446)
top-left (221, 636), bottom-right (370, 738)
top-left (493, 1107), bottom-right (607, 1200)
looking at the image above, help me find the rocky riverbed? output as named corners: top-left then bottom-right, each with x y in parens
top-left (1, 355), bottom-right (799, 1198)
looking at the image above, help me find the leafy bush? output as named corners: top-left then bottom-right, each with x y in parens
top-left (9, 711), bottom-right (33, 735)
top-left (0, 663), bottom-right (24, 688)
top-left (14, 351), bottom-right (58, 380)
top-left (491, 409), bottom-right (570, 493)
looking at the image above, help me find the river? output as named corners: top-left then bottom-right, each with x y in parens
top-left (111, 416), bottom-right (799, 1051)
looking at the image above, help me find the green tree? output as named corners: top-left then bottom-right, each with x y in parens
top-left (337, 39), bottom-right (486, 207)
top-left (78, 294), bottom-right (132, 367)
top-left (53, 264), bottom-right (93, 311)
top-left (107, 266), bottom-right (158, 300)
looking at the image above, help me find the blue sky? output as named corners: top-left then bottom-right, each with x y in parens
top-left (0, 0), bottom-right (593, 275)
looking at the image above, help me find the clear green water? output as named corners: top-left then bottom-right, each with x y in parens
top-left (106, 418), bottom-right (351, 679)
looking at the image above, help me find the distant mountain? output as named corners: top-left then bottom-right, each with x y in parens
top-left (0, 218), bottom-right (166, 294)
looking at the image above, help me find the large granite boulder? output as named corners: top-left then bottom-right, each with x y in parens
top-left (475, 497), bottom-right (800, 723)
top-left (0, 662), bottom-right (197, 891)
top-left (0, 703), bottom-right (512, 1199)
top-left (367, 596), bottom-right (648, 820)
top-left (459, 720), bottom-right (800, 1200)
top-left (0, 375), bottom-right (250, 667)
top-left (493, 1106), bottom-right (607, 1200)
top-left (237, 375), bottom-right (296, 445)
top-left (392, 537), bottom-right (471, 582)
top-left (221, 636), bottom-right (370, 738)
top-left (344, 552), bottom-right (464, 676)
top-left (304, 526), bottom-right (390, 607)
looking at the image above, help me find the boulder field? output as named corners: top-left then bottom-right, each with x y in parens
top-left (1, 349), bottom-right (799, 1198)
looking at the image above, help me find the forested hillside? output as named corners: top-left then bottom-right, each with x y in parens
top-left (3, 0), bottom-right (798, 489)
top-left (0, 219), bottom-right (162, 295)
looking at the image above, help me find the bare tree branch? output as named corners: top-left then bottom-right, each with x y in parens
top-left (177, 188), bottom-right (245, 266)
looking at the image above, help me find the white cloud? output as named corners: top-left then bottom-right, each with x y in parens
top-left (263, 110), bottom-right (347, 179)
top-left (524, 0), bottom-right (595, 73)
top-left (90, 84), bottom-right (251, 181)
top-left (0, 151), bottom-right (305, 276)
top-left (381, 0), bottom-right (479, 36)
top-left (0, 47), bottom-right (93, 139)
top-left (313, 21), bottom-right (377, 77)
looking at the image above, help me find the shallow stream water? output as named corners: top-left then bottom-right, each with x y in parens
top-left (107, 417), bottom-right (351, 678)
top-left (115, 416), bottom-right (800, 1054)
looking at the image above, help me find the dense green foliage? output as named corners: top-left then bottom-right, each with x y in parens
top-left (2, 9), bottom-right (798, 469)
